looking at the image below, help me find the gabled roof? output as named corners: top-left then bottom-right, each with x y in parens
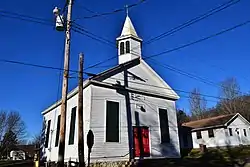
top-left (182, 113), bottom-right (249, 131)
top-left (91, 57), bottom-right (140, 81)
top-left (42, 58), bottom-right (140, 115)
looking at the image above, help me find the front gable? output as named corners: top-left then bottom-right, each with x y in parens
top-left (94, 58), bottom-right (179, 100)
top-left (226, 113), bottom-right (250, 127)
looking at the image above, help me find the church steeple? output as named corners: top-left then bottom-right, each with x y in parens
top-left (116, 14), bottom-right (142, 64)
top-left (120, 16), bottom-right (138, 37)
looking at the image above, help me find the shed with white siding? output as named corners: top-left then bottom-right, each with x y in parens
top-left (181, 113), bottom-right (250, 149)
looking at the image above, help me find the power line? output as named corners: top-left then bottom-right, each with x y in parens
top-left (73, 22), bottom-right (114, 45)
top-left (144, 0), bottom-right (241, 45)
top-left (84, 56), bottom-right (117, 71)
top-left (106, 77), bottom-right (224, 101)
top-left (147, 59), bottom-right (249, 98)
top-left (98, 80), bottom-right (219, 103)
top-left (74, 1), bottom-right (97, 14)
top-left (0, 11), bottom-right (118, 70)
top-left (144, 19), bottom-right (250, 60)
top-left (1, 8), bottom-right (250, 96)
top-left (188, 55), bottom-right (250, 83)
top-left (128, 0), bottom-right (241, 55)
top-left (71, 1), bottom-right (246, 68)
top-left (0, 10), bottom-right (54, 24)
top-left (73, 0), bottom-right (147, 21)
top-left (0, 57), bottom-right (246, 104)
top-left (0, 9), bottom-right (139, 69)
top-left (0, 58), bottom-right (115, 73)
top-left (1, 16), bottom-right (249, 89)
top-left (1, 10), bottom-right (250, 78)
top-left (0, 55), bottom-right (223, 102)
top-left (72, 26), bottom-right (115, 48)
top-left (147, 59), bottom-right (221, 88)
top-left (0, 13), bottom-right (53, 27)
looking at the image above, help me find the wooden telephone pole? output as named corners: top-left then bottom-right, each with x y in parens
top-left (57, 0), bottom-right (73, 166)
top-left (78, 53), bottom-right (85, 166)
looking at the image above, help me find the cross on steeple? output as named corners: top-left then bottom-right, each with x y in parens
top-left (125, 5), bottom-right (129, 16)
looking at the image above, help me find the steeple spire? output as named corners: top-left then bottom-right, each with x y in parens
top-left (120, 16), bottom-right (140, 38)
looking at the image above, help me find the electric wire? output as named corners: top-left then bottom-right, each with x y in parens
top-left (1, 7), bottom-right (249, 100)
top-left (73, 0), bottom-right (147, 21)
top-left (144, 19), bottom-right (250, 60)
top-left (144, 0), bottom-right (241, 45)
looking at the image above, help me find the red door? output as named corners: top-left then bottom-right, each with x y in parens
top-left (133, 127), bottom-right (150, 157)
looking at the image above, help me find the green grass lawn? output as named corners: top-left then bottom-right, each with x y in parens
top-left (139, 146), bottom-right (250, 167)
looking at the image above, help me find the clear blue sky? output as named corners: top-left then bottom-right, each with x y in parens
top-left (0, 0), bottom-right (250, 138)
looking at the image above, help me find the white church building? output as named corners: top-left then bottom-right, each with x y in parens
top-left (41, 14), bottom-right (180, 163)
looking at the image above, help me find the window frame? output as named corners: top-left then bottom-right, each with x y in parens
top-left (105, 100), bottom-right (120, 142)
top-left (158, 108), bottom-right (170, 143)
top-left (55, 115), bottom-right (61, 147)
top-left (68, 107), bottom-right (77, 145)
top-left (229, 128), bottom-right (233, 136)
top-left (243, 129), bottom-right (247, 136)
top-left (208, 129), bottom-right (214, 138)
top-left (45, 120), bottom-right (51, 148)
top-left (125, 41), bottom-right (130, 54)
top-left (120, 42), bottom-right (125, 55)
top-left (196, 131), bottom-right (202, 139)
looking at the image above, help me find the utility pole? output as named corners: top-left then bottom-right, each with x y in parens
top-left (78, 53), bottom-right (85, 166)
top-left (54, 0), bottom-right (74, 166)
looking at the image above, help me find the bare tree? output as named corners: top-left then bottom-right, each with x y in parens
top-left (0, 111), bottom-right (7, 142)
top-left (0, 111), bottom-right (27, 157)
top-left (220, 77), bottom-right (241, 99)
top-left (189, 88), bottom-right (207, 120)
top-left (6, 111), bottom-right (26, 142)
top-left (218, 77), bottom-right (246, 115)
top-left (0, 111), bottom-right (26, 143)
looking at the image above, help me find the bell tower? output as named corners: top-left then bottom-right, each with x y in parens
top-left (116, 14), bottom-right (142, 64)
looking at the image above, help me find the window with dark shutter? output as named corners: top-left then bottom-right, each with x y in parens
top-left (229, 128), bottom-right (233, 136)
top-left (159, 108), bottom-right (170, 143)
top-left (125, 41), bottom-right (130, 53)
top-left (243, 129), bottom-right (247, 136)
top-left (120, 42), bottom-right (125, 55)
top-left (208, 129), bottom-right (214, 138)
top-left (106, 101), bottom-right (119, 142)
top-left (45, 120), bottom-right (51, 148)
top-left (68, 107), bottom-right (76, 145)
top-left (196, 131), bottom-right (202, 139)
top-left (55, 115), bottom-right (61, 147)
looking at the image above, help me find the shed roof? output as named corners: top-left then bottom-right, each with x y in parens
top-left (182, 114), bottom-right (235, 130)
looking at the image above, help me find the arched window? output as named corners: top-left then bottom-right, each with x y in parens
top-left (126, 41), bottom-right (130, 54)
top-left (120, 42), bottom-right (125, 55)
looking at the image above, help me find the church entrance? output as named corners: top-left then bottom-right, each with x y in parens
top-left (133, 126), bottom-right (150, 158)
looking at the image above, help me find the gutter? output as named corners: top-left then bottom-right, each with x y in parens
top-left (41, 80), bottom-right (91, 115)
top-left (190, 124), bottom-right (226, 132)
